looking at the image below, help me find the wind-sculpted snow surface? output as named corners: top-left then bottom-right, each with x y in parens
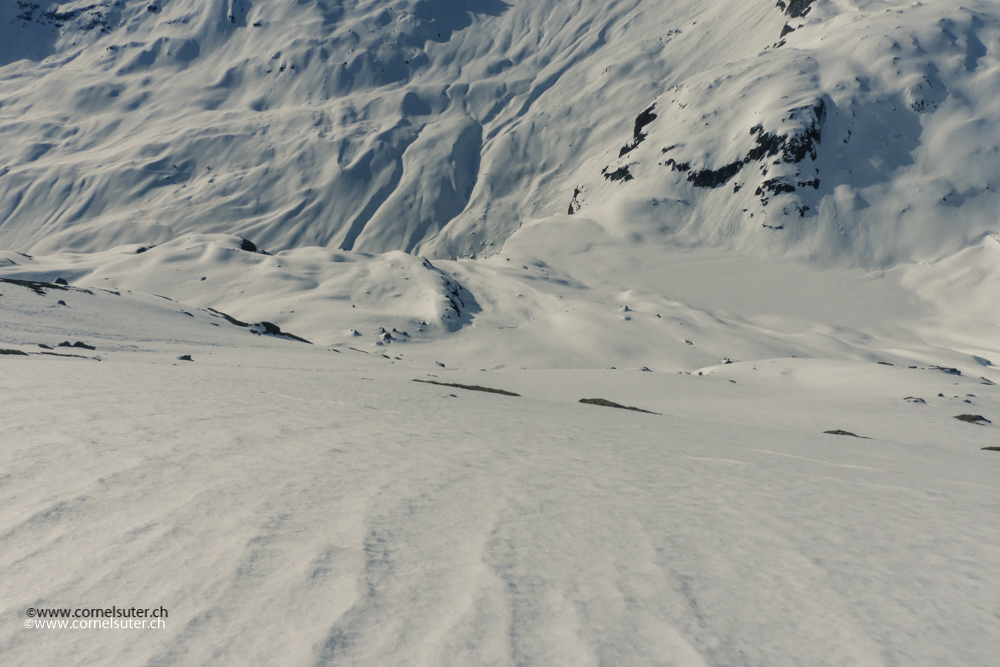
top-left (1, 0), bottom-right (669, 257)
top-left (1, 287), bottom-right (999, 665)
top-left (0, 234), bottom-right (481, 343)
top-left (2, 0), bottom-right (997, 265)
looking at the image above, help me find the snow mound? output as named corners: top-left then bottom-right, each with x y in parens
top-left (0, 234), bottom-right (478, 347)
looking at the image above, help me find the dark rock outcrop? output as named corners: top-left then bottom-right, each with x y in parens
top-left (777, 0), bottom-right (817, 19)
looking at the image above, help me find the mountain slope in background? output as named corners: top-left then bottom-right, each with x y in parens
top-left (1, 0), bottom-right (997, 265)
top-left (581, 0), bottom-right (1000, 266)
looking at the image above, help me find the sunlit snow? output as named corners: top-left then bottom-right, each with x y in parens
top-left (2, 0), bottom-right (999, 665)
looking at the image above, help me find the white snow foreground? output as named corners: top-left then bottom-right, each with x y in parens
top-left (1, 253), bottom-right (1000, 666)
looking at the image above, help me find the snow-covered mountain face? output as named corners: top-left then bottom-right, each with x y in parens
top-left (4, 7), bottom-right (1000, 661)
top-left (2, 0), bottom-right (998, 265)
top-left (583, 0), bottom-right (1000, 266)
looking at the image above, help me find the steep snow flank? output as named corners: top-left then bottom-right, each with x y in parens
top-left (579, 0), bottom-right (1000, 266)
top-left (0, 0), bottom-right (829, 259)
top-left (4, 0), bottom-right (997, 265)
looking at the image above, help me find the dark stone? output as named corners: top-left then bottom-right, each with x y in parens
top-left (239, 238), bottom-right (257, 252)
top-left (54, 278), bottom-right (68, 285)
top-left (824, 429), bottom-right (870, 438)
top-left (778, 0), bottom-right (817, 19)
top-left (659, 100), bottom-right (825, 192)
top-left (687, 161), bottom-right (743, 188)
top-left (780, 23), bottom-right (795, 38)
top-left (568, 187), bottom-right (582, 215)
top-left (618, 105), bottom-right (658, 157)
top-left (251, 321), bottom-right (313, 344)
top-left (633, 105), bottom-right (657, 139)
top-left (955, 414), bottom-right (991, 424)
top-left (747, 101), bottom-right (825, 164)
top-left (602, 166), bottom-right (634, 182)
top-left (579, 398), bottom-right (660, 415)
top-left (177, 354), bottom-right (193, 361)
top-left (755, 178), bottom-right (797, 197)
top-left (259, 321), bottom-right (283, 336)
top-left (207, 308), bottom-right (250, 327)
top-left (414, 379), bottom-right (520, 396)
top-left (619, 137), bottom-right (643, 157)
top-left (57, 341), bottom-right (96, 350)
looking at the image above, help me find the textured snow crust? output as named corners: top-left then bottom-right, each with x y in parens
top-left (1, 282), bottom-right (999, 666)
top-left (2, 231), bottom-right (999, 665)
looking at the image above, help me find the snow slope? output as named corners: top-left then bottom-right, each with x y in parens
top-left (581, 0), bottom-right (1000, 266)
top-left (2, 0), bottom-right (999, 264)
top-left (2, 1), bottom-right (1000, 663)
top-left (3, 226), bottom-right (998, 375)
top-left (1, 281), bottom-right (999, 666)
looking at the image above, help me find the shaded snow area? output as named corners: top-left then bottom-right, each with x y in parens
top-left (3, 0), bottom-right (1000, 664)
